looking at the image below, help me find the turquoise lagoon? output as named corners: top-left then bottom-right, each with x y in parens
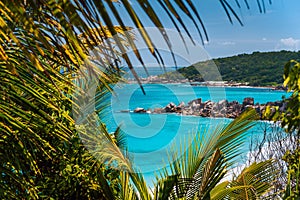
top-left (104, 84), bottom-right (289, 185)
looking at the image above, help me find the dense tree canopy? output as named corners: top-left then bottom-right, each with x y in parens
top-left (162, 51), bottom-right (300, 86)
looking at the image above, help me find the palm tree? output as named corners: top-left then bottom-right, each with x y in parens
top-left (0, 0), bottom-right (275, 199)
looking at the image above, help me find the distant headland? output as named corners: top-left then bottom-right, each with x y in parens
top-left (126, 50), bottom-right (300, 89)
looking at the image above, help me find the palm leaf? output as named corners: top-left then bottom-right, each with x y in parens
top-left (211, 159), bottom-right (276, 200)
top-left (155, 109), bottom-right (257, 199)
top-left (119, 171), bottom-right (139, 200)
top-left (220, 0), bottom-right (243, 26)
top-left (192, 149), bottom-right (227, 200)
top-left (153, 175), bottom-right (179, 200)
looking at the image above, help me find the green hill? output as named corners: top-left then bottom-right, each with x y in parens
top-left (163, 51), bottom-right (300, 86)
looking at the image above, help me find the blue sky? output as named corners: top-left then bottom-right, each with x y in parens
top-left (196, 0), bottom-right (300, 58)
top-left (115, 0), bottom-right (300, 66)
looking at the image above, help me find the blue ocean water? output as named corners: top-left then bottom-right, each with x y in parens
top-left (124, 66), bottom-right (179, 78)
top-left (104, 84), bottom-right (289, 185)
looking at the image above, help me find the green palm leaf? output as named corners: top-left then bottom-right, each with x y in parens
top-left (210, 159), bottom-right (276, 200)
top-left (155, 109), bottom-right (257, 199)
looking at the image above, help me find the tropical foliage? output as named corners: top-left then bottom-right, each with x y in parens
top-left (211, 160), bottom-right (276, 200)
top-left (267, 60), bottom-right (300, 199)
top-left (0, 0), bottom-right (206, 199)
top-left (0, 0), bottom-right (281, 199)
top-left (280, 60), bottom-right (300, 199)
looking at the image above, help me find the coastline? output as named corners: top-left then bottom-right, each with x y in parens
top-left (124, 79), bottom-right (285, 91)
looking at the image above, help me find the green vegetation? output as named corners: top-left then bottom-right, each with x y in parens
top-left (0, 0), bottom-right (299, 199)
top-left (163, 51), bottom-right (300, 86)
top-left (256, 60), bottom-right (300, 199)
top-left (277, 60), bottom-right (300, 199)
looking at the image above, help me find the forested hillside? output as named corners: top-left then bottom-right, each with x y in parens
top-left (167, 51), bottom-right (300, 86)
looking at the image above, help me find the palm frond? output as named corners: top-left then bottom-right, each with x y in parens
top-left (119, 171), bottom-right (139, 200)
top-left (155, 109), bottom-right (257, 199)
top-left (153, 175), bottom-right (179, 200)
top-left (211, 159), bottom-right (276, 200)
top-left (192, 149), bottom-right (227, 200)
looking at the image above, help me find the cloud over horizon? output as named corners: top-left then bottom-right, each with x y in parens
top-left (220, 41), bottom-right (236, 46)
top-left (280, 37), bottom-right (300, 48)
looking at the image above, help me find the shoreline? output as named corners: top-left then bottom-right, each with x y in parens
top-left (123, 81), bottom-right (285, 91)
top-left (118, 111), bottom-right (282, 126)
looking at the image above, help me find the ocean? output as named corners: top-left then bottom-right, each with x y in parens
top-left (103, 83), bottom-right (289, 185)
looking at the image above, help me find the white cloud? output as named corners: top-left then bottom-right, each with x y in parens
top-left (280, 37), bottom-right (300, 47)
top-left (262, 38), bottom-right (267, 41)
top-left (220, 41), bottom-right (236, 46)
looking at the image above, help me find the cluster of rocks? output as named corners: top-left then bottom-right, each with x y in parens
top-left (132, 97), bottom-right (286, 119)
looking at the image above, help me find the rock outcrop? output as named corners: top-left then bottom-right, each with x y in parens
top-left (134, 107), bottom-right (147, 113)
top-left (131, 97), bottom-right (286, 119)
